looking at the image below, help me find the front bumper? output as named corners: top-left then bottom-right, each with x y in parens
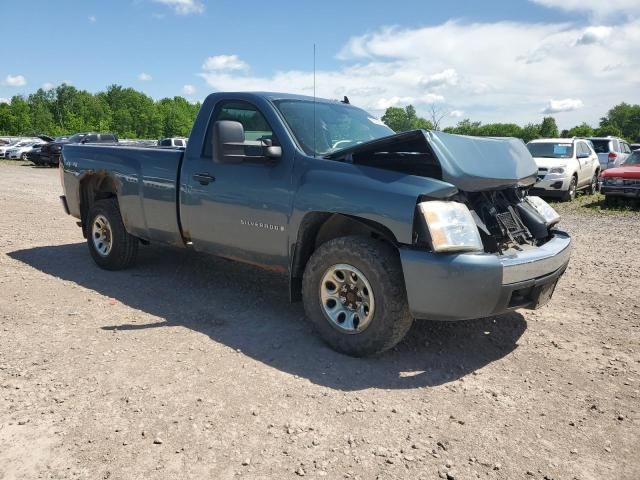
top-left (530, 175), bottom-right (570, 196)
top-left (601, 185), bottom-right (640, 198)
top-left (400, 231), bottom-right (571, 321)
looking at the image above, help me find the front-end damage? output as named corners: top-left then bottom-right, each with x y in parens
top-left (326, 129), bottom-right (571, 321)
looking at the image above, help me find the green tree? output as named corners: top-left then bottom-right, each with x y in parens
top-left (521, 123), bottom-right (541, 143)
top-left (566, 122), bottom-right (594, 138)
top-left (600, 103), bottom-right (640, 141)
top-left (539, 116), bottom-right (559, 138)
top-left (381, 105), bottom-right (433, 132)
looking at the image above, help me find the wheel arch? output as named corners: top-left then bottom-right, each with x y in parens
top-left (289, 212), bottom-right (400, 301)
top-left (79, 174), bottom-right (119, 237)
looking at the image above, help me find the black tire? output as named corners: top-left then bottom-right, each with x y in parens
top-left (561, 176), bottom-right (577, 202)
top-left (86, 199), bottom-right (138, 270)
top-left (302, 235), bottom-right (413, 357)
top-left (587, 172), bottom-right (599, 195)
top-left (21, 152), bottom-right (28, 160)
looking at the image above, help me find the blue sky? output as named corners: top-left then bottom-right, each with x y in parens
top-left (1, 0), bottom-right (639, 128)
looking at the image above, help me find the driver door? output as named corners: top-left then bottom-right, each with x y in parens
top-left (179, 100), bottom-right (294, 270)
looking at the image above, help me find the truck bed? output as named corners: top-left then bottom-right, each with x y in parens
top-left (62, 144), bottom-right (185, 246)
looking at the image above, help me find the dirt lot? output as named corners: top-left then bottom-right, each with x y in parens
top-left (1, 163), bottom-right (638, 480)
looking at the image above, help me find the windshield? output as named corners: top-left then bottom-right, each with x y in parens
top-left (624, 151), bottom-right (640, 165)
top-left (274, 100), bottom-right (394, 157)
top-left (526, 142), bottom-right (574, 159)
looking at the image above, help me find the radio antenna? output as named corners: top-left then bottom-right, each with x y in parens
top-left (313, 43), bottom-right (317, 158)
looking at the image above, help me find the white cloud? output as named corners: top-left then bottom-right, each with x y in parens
top-left (3, 74), bottom-right (26, 87)
top-left (0, 98), bottom-right (10, 104)
top-left (529, 0), bottom-right (640, 17)
top-left (182, 84), bottom-right (196, 96)
top-left (88, 15), bottom-right (97, 23)
top-left (575, 26), bottom-right (612, 45)
top-left (450, 110), bottom-right (464, 118)
top-left (542, 98), bottom-right (584, 114)
top-left (419, 69), bottom-right (458, 89)
top-left (138, 72), bottom-right (153, 81)
top-left (202, 54), bottom-right (249, 72)
top-left (42, 82), bottom-right (55, 91)
top-left (200, 19), bottom-right (640, 128)
top-left (152, 0), bottom-right (204, 15)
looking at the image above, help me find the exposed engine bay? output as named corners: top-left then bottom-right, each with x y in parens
top-left (464, 189), bottom-right (552, 253)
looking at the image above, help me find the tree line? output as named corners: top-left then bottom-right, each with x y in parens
top-left (382, 103), bottom-right (640, 143)
top-left (0, 84), bottom-right (201, 139)
top-left (2, 83), bottom-right (639, 143)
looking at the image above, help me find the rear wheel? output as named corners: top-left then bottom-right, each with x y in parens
top-left (561, 176), bottom-right (577, 202)
top-left (86, 199), bottom-right (138, 270)
top-left (302, 236), bottom-right (413, 357)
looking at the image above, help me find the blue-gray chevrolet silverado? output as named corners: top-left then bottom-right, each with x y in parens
top-left (59, 92), bottom-right (571, 356)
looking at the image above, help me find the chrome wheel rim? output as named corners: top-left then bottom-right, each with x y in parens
top-left (91, 214), bottom-right (113, 257)
top-left (570, 180), bottom-right (576, 198)
top-left (592, 176), bottom-right (597, 192)
top-left (319, 264), bottom-right (375, 334)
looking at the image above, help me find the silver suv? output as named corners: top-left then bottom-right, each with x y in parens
top-left (587, 136), bottom-right (632, 170)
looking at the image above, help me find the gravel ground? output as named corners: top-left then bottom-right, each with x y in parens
top-left (1, 164), bottom-right (638, 480)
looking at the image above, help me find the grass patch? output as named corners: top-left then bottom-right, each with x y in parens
top-left (550, 192), bottom-right (640, 215)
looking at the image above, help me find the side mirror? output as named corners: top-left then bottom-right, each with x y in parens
top-left (213, 120), bottom-right (281, 163)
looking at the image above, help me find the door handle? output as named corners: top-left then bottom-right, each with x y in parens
top-left (193, 173), bottom-right (215, 185)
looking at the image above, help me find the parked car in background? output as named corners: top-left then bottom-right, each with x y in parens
top-left (40, 133), bottom-right (118, 166)
top-left (6, 140), bottom-right (46, 160)
top-left (587, 136), bottom-right (632, 170)
top-left (0, 139), bottom-right (22, 158)
top-left (526, 137), bottom-right (600, 201)
top-left (158, 137), bottom-right (188, 147)
top-left (27, 144), bottom-right (50, 165)
top-left (600, 150), bottom-right (640, 203)
top-left (630, 143), bottom-right (640, 151)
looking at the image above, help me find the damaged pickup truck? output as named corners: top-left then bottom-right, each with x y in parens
top-left (59, 92), bottom-right (571, 356)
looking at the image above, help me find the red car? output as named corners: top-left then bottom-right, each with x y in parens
top-left (600, 150), bottom-right (640, 202)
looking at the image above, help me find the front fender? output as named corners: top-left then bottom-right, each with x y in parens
top-left (289, 157), bottom-right (457, 246)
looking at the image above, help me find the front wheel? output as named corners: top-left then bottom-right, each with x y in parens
top-left (302, 236), bottom-right (413, 357)
top-left (21, 152), bottom-right (28, 160)
top-left (86, 199), bottom-right (138, 270)
top-left (587, 173), bottom-right (599, 195)
top-left (561, 176), bottom-right (577, 202)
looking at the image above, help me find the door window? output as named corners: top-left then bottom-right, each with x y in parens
top-left (204, 101), bottom-right (276, 157)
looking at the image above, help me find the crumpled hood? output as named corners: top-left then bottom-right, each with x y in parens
top-left (425, 130), bottom-right (538, 192)
top-left (327, 129), bottom-right (539, 192)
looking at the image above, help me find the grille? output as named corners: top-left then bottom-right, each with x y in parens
top-left (495, 207), bottom-right (531, 245)
top-left (496, 211), bottom-right (519, 231)
top-left (623, 179), bottom-right (640, 186)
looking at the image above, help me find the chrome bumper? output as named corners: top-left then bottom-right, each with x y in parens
top-left (500, 231), bottom-right (572, 284)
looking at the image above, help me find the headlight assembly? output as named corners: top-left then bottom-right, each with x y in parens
top-left (549, 167), bottom-right (565, 174)
top-left (417, 201), bottom-right (483, 253)
top-left (526, 196), bottom-right (560, 227)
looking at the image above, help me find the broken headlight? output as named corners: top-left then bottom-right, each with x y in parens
top-left (418, 201), bottom-right (483, 253)
top-left (525, 196), bottom-right (560, 227)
